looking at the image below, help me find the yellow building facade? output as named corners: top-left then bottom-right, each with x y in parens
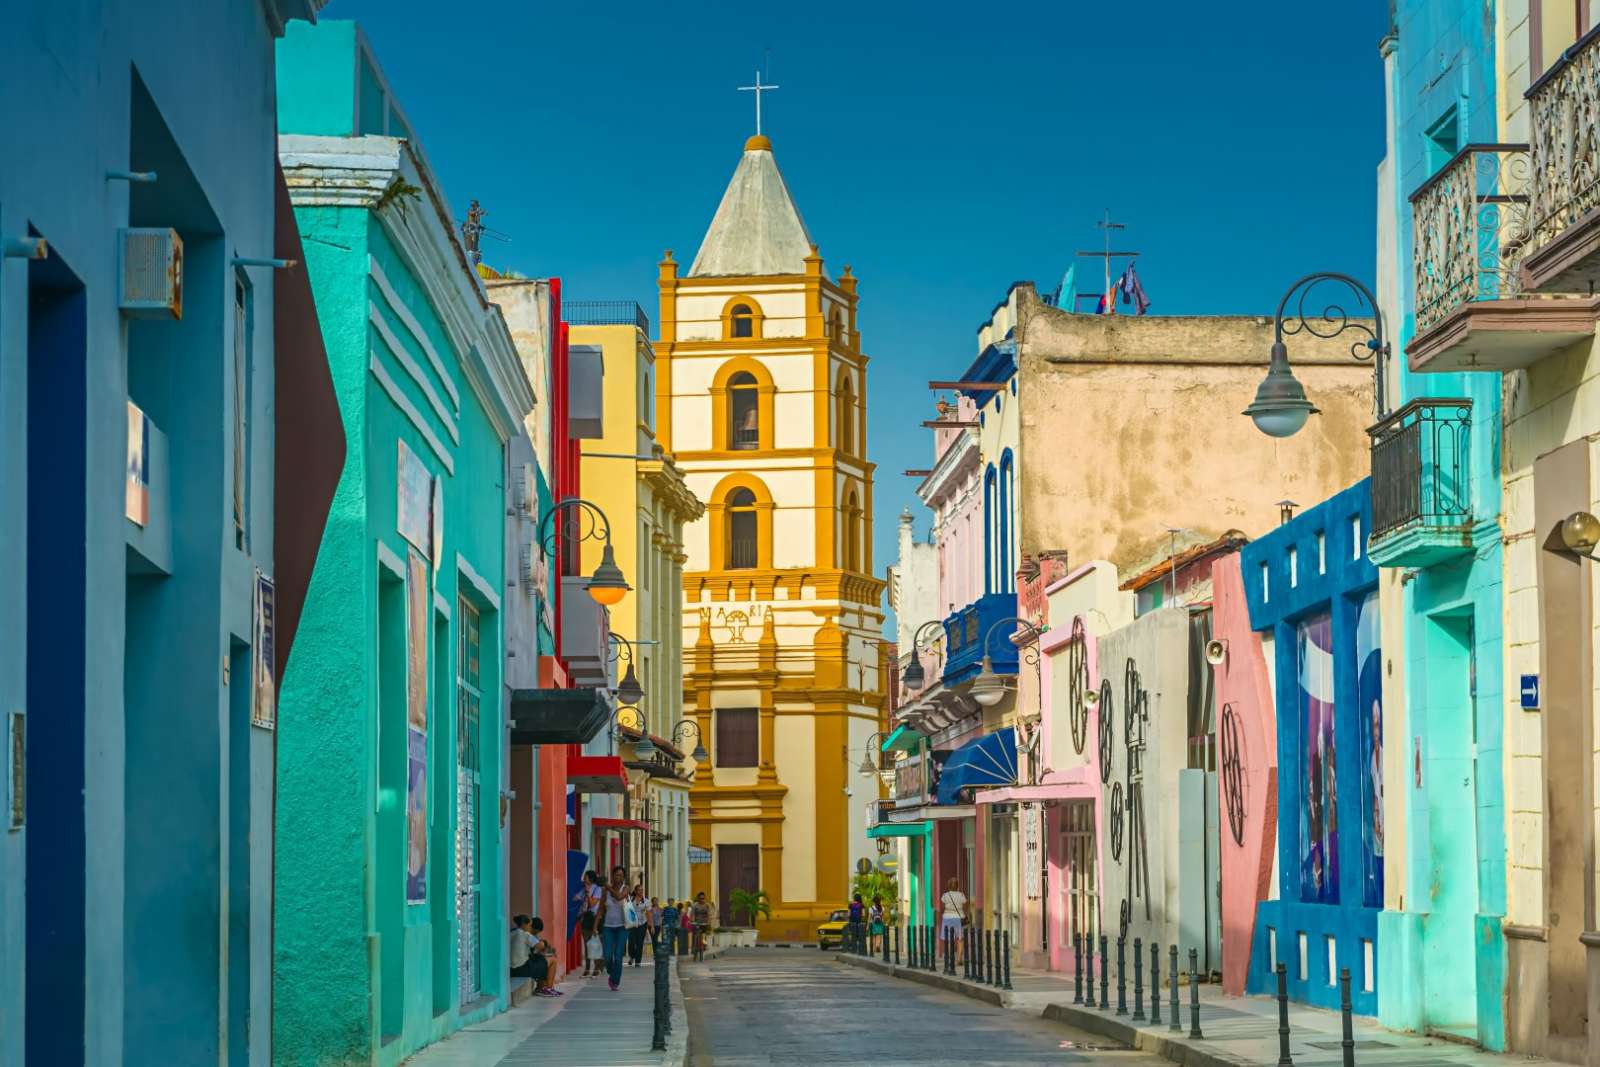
top-left (656, 135), bottom-right (885, 940)
top-left (572, 315), bottom-right (704, 903)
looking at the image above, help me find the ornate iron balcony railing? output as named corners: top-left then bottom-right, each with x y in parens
top-left (941, 592), bottom-right (1019, 687)
top-left (1368, 398), bottom-right (1473, 541)
top-left (1528, 25), bottom-right (1600, 263)
top-left (1410, 144), bottom-right (1531, 332)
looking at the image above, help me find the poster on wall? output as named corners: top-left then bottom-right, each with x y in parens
top-left (251, 572), bottom-right (277, 730)
top-left (1297, 611), bottom-right (1339, 904)
top-left (405, 549), bottom-right (429, 903)
top-left (1022, 802), bottom-right (1043, 899)
top-left (126, 401), bottom-right (149, 526)
top-left (1356, 589), bottom-right (1384, 908)
top-left (397, 440), bottom-right (433, 557)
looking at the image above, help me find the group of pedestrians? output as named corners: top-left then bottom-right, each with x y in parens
top-left (847, 893), bottom-right (889, 953)
top-left (560, 867), bottom-right (720, 992)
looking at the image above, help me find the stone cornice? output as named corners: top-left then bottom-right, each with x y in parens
top-left (279, 133), bottom-right (534, 443)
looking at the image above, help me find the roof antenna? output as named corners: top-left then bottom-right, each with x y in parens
top-left (460, 200), bottom-right (511, 267)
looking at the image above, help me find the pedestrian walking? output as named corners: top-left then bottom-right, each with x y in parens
top-left (627, 883), bottom-right (649, 966)
top-left (576, 870), bottom-right (602, 977)
top-left (599, 865), bottom-right (631, 990)
top-left (940, 878), bottom-right (969, 964)
top-left (849, 893), bottom-right (865, 952)
top-left (648, 895), bottom-right (664, 956)
top-left (661, 897), bottom-right (681, 957)
top-left (679, 899), bottom-right (694, 955)
top-left (869, 896), bottom-right (886, 954)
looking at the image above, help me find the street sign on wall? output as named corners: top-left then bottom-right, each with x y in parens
top-left (1520, 674), bottom-right (1540, 710)
top-left (688, 845), bottom-right (712, 864)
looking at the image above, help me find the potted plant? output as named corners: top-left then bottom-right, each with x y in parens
top-left (726, 888), bottom-right (772, 947)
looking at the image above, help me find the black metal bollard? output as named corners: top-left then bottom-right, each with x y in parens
top-left (928, 926), bottom-right (937, 971)
top-left (893, 923), bottom-right (900, 966)
top-left (982, 930), bottom-right (992, 985)
top-left (1339, 967), bottom-right (1354, 1067)
top-left (1188, 948), bottom-right (1203, 1039)
top-left (661, 949), bottom-right (673, 1036)
top-left (651, 949), bottom-right (667, 1050)
top-left (1276, 962), bottom-right (1294, 1065)
top-left (1169, 945), bottom-right (1181, 1032)
top-left (1002, 929), bottom-right (1013, 990)
top-left (1075, 934), bottom-right (1088, 1004)
top-left (1099, 935), bottom-right (1109, 1009)
top-left (1150, 943), bottom-right (1161, 1025)
top-left (1133, 937), bottom-right (1145, 1022)
top-left (907, 925), bottom-right (915, 968)
top-left (883, 922), bottom-right (890, 964)
top-left (1116, 935), bottom-right (1128, 1015)
top-left (974, 928), bottom-right (982, 982)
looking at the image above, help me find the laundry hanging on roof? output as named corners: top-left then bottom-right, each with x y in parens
top-left (1054, 263), bottom-right (1079, 313)
top-left (1117, 263), bottom-right (1152, 315)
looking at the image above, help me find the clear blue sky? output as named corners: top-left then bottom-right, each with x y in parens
top-left (324, 0), bottom-right (1389, 598)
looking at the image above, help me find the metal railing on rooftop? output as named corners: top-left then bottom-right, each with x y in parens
top-left (562, 300), bottom-right (650, 333)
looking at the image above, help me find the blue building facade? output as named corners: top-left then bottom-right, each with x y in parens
top-left (1372, 0), bottom-right (1508, 1047)
top-left (0, 2), bottom-right (335, 1064)
top-left (1242, 481), bottom-right (1382, 1014)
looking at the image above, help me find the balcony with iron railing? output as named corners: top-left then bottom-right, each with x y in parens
top-left (562, 300), bottom-right (651, 333)
top-left (1366, 398), bottom-right (1476, 567)
top-left (1406, 143), bottom-right (1596, 373)
top-left (1524, 25), bottom-right (1600, 294)
top-left (940, 592), bottom-right (1019, 688)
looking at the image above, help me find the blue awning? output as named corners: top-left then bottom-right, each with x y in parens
top-left (936, 728), bottom-right (1018, 805)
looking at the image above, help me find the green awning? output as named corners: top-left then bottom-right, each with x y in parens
top-left (868, 820), bottom-right (932, 839)
top-left (881, 724), bottom-right (924, 754)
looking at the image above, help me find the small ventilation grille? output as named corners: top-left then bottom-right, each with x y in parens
top-left (118, 228), bottom-right (183, 319)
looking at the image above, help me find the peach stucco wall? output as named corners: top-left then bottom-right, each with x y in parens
top-left (1211, 554), bottom-right (1278, 995)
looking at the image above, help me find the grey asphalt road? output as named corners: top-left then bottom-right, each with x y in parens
top-left (680, 948), bottom-right (1169, 1066)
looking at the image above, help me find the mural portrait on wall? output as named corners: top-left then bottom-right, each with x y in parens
top-left (1298, 611), bottom-right (1339, 904)
top-left (1356, 590), bottom-right (1383, 908)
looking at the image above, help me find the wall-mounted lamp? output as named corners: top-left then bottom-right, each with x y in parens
top-left (1561, 511), bottom-right (1600, 559)
top-left (537, 497), bottom-right (630, 606)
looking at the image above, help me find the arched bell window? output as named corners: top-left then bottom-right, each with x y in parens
top-left (837, 376), bottom-right (855, 455)
top-left (728, 488), bottom-right (758, 569)
top-left (729, 371), bottom-right (760, 450)
top-left (730, 303), bottom-right (755, 338)
top-left (844, 489), bottom-right (862, 572)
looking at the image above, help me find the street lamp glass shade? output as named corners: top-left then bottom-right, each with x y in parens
top-left (587, 543), bottom-right (630, 606)
top-left (902, 653), bottom-right (925, 691)
top-left (616, 662), bottom-right (644, 707)
top-left (969, 657), bottom-right (1008, 708)
top-left (1562, 510), bottom-right (1600, 555)
top-left (691, 742), bottom-right (709, 763)
top-left (858, 754), bottom-right (877, 777)
top-left (1243, 342), bottom-right (1319, 438)
top-left (632, 734), bottom-right (657, 760)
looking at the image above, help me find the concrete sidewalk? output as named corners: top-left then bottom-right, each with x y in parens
top-left (838, 951), bottom-right (1553, 1067)
top-left (401, 955), bottom-right (687, 1067)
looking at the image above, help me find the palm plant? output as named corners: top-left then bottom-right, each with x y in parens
top-left (728, 887), bottom-right (772, 927)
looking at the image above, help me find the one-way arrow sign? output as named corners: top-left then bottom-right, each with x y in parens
top-left (1520, 674), bottom-right (1540, 710)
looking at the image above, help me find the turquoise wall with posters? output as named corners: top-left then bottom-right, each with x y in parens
top-left (1375, 0), bottom-right (1507, 1048)
top-left (272, 21), bottom-right (530, 1066)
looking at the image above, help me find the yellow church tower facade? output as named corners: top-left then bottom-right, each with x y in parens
top-left (657, 134), bottom-right (886, 939)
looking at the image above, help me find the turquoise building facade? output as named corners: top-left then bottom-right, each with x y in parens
top-left (272, 22), bottom-right (535, 1065)
top-left (1371, 0), bottom-right (1507, 1048)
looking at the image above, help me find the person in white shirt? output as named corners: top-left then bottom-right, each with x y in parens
top-left (940, 878), bottom-right (969, 963)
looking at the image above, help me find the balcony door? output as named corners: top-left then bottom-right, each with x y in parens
top-left (718, 844), bottom-right (760, 926)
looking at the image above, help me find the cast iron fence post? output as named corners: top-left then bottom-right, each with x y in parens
top-left (1002, 929), bottom-right (1013, 990)
top-left (1116, 935), bottom-right (1127, 1015)
top-left (1099, 935), bottom-right (1109, 1009)
top-left (1276, 962), bottom-right (1294, 1065)
top-left (1073, 933), bottom-right (1084, 1003)
top-left (1132, 937), bottom-right (1145, 1022)
top-left (1188, 948), bottom-right (1203, 1039)
top-left (1168, 945), bottom-right (1181, 1031)
top-left (1150, 942), bottom-right (1161, 1025)
top-left (1339, 967), bottom-right (1355, 1067)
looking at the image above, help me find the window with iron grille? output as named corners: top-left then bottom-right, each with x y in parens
top-left (727, 489), bottom-right (757, 569)
top-left (729, 372), bottom-right (759, 449)
top-left (715, 708), bottom-right (759, 767)
top-left (730, 303), bottom-right (755, 338)
top-left (456, 598), bottom-right (482, 1001)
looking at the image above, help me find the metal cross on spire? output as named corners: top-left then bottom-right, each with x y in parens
top-left (738, 67), bottom-right (780, 136)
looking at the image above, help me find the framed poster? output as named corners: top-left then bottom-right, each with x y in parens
top-left (7, 712), bottom-right (22, 831)
top-left (126, 401), bottom-right (149, 526)
top-left (252, 572), bottom-right (277, 730)
top-left (1296, 611), bottom-right (1338, 904)
top-left (405, 549), bottom-right (429, 902)
top-left (397, 440), bottom-right (433, 556)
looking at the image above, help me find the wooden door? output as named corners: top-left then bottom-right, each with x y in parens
top-left (717, 844), bottom-right (760, 925)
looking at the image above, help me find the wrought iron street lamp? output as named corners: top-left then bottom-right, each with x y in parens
top-left (1245, 272), bottom-right (1390, 438)
top-left (536, 497), bottom-right (631, 605)
top-left (969, 616), bottom-right (1045, 708)
top-left (607, 633), bottom-right (645, 707)
top-left (858, 731), bottom-right (897, 785)
top-left (901, 619), bottom-right (947, 692)
top-left (667, 719), bottom-right (709, 764)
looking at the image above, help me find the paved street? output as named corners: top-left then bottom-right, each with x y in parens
top-left (681, 949), bottom-right (1164, 1066)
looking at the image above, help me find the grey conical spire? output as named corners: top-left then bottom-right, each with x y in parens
top-left (689, 136), bottom-right (816, 278)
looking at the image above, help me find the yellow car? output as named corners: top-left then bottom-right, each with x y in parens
top-left (817, 908), bottom-right (852, 950)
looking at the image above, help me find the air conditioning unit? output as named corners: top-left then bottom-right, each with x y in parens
top-left (514, 463), bottom-right (536, 515)
top-left (118, 228), bottom-right (183, 319)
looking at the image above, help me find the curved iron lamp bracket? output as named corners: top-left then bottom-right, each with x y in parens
top-left (1273, 271), bottom-right (1390, 418)
top-left (537, 496), bottom-right (614, 556)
